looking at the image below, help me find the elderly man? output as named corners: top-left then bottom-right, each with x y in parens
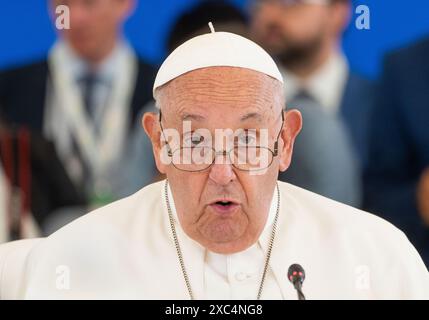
top-left (0, 29), bottom-right (428, 300)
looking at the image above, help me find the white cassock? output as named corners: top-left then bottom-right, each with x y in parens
top-left (0, 180), bottom-right (428, 299)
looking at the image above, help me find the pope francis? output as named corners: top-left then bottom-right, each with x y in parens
top-left (0, 27), bottom-right (428, 300)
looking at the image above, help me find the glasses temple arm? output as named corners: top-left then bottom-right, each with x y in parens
top-left (158, 110), bottom-right (173, 157)
top-left (273, 111), bottom-right (285, 156)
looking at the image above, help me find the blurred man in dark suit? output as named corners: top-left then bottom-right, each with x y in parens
top-left (250, 0), bottom-right (376, 169)
top-left (364, 36), bottom-right (429, 266)
top-left (281, 95), bottom-right (361, 206)
top-left (0, 0), bottom-right (156, 207)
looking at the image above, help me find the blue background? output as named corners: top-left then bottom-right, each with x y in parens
top-left (1, 0), bottom-right (428, 79)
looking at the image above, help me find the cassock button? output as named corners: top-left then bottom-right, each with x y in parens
top-left (235, 272), bottom-right (249, 282)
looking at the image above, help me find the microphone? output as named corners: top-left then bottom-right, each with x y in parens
top-left (287, 264), bottom-right (306, 300)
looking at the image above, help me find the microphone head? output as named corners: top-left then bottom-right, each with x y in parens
top-left (288, 264), bottom-right (305, 285)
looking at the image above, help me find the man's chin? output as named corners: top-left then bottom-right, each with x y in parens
top-left (196, 222), bottom-right (256, 254)
top-left (68, 41), bottom-right (104, 62)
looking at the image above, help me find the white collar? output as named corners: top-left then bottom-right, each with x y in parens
top-left (282, 51), bottom-right (349, 114)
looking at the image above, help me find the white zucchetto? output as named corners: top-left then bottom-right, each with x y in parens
top-left (153, 24), bottom-right (283, 99)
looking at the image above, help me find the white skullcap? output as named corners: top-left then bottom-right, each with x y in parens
top-left (153, 24), bottom-right (283, 99)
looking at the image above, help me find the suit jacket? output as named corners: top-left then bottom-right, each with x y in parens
top-left (341, 72), bottom-right (377, 169)
top-left (363, 37), bottom-right (429, 266)
top-left (278, 67), bottom-right (375, 208)
top-left (0, 57), bottom-right (156, 133)
top-left (279, 97), bottom-right (361, 207)
top-left (0, 180), bottom-right (428, 299)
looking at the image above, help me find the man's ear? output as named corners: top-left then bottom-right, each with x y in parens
top-left (142, 112), bottom-right (167, 174)
top-left (278, 109), bottom-right (302, 172)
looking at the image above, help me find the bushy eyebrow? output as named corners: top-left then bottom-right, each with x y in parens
top-left (180, 113), bottom-right (206, 122)
top-left (179, 111), bottom-right (265, 122)
top-left (240, 112), bottom-right (264, 122)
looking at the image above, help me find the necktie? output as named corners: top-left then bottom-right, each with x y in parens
top-left (74, 71), bottom-right (98, 192)
top-left (79, 71), bottom-right (109, 136)
top-left (79, 71), bottom-right (98, 120)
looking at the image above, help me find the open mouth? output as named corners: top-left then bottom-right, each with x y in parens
top-left (209, 200), bottom-right (239, 214)
top-left (216, 201), bottom-right (233, 206)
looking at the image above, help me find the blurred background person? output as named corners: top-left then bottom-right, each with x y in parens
top-left (250, 0), bottom-right (376, 171)
top-left (166, 0), bottom-right (250, 51)
top-left (0, 0), bottom-right (157, 232)
top-left (249, 0), bottom-right (363, 205)
top-left (281, 95), bottom-right (361, 206)
top-left (364, 36), bottom-right (429, 267)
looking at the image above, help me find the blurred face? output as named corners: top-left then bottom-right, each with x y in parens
top-left (250, 0), bottom-right (348, 66)
top-left (143, 67), bottom-right (302, 254)
top-left (51, 0), bottom-right (133, 62)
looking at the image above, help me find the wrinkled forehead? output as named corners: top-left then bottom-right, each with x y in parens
top-left (155, 66), bottom-right (284, 124)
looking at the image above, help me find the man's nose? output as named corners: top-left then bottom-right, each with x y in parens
top-left (209, 163), bottom-right (236, 185)
top-left (208, 152), bottom-right (236, 185)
